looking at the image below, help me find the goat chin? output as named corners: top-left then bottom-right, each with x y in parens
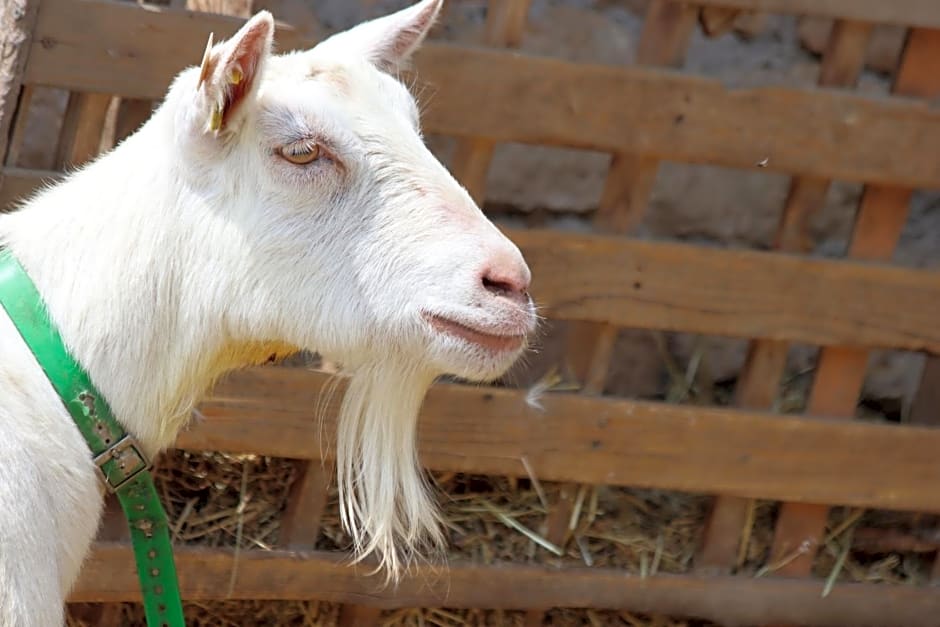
top-left (334, 359), bottom-right (445, 583)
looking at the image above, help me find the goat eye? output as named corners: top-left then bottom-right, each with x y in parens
top-left (279, 143), bottom-right (321, 165)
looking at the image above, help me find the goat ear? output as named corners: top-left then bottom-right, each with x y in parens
top-left (314, 0), bottom-right (442, 73)
top-left (196, 11), bottom-right (274, 135)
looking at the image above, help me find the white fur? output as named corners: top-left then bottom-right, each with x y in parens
top-left (0, 1), bottom-right (535, 623)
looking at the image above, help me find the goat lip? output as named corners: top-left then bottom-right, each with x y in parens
top-left (425, 314), bottom-right (526, 353)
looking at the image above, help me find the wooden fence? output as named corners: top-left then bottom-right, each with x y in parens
top-left (3, 0), bottom-right (940, 625)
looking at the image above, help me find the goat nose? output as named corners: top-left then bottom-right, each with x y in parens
top-left (481, 259), bottom-right (531, 306)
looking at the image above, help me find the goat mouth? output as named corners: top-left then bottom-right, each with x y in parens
top-left (425, 314), bottom-right (526, 353)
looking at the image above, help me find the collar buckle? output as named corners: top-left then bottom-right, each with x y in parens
top-left (93, 435), bottom-right (151, 493)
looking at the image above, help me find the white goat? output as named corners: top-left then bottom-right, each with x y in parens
top-left (0, 1), bottom-right (535, 623)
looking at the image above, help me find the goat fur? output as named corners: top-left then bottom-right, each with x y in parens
top-left (0, 1), bottom-right (535, 623)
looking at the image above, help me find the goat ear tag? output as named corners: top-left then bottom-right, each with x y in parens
top-left (208, 104), bottom-right (223, 132)
top-left (197, 32), bottom-right (215, 90)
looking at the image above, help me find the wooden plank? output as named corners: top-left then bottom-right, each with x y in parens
top-left (174, 367), bottom-right (940, 513)
top-left (0, 167), bottom-right (58, 209)
top-left (69, 543), bottom-right (940, 627)
top-left (54, 91), bottom-right (111, 168)
top-left (113, 98), bottom-right (153, 144)
top-left (4, 84), bottom-right (33, 166)
top-left (696, 19), bottom-right (873, 574)
top-left (690, 0), bottom-right (940, 29)
top-left (532, 8), bottom-right (699, 624)
top-left (506, 227), bottom-right (940, 353)
top-left (766, 29), bottom-right (939, 581)
top-left (0, 0), bottom-right (40, 163)
top-left (23, 0), bottom-right (940, 189)
top-left (278, 460), bottom-right (331, 542)
top-left (4, 168), bottom-right (940, 352)
top-left (338, 605), bottom-right (382, 627)
top-left (449, 0), bottom-right (529, 203)
top-left (911, 356), bottom-right (940, 427)
top-left (636, 0), bottom-right (698, 66)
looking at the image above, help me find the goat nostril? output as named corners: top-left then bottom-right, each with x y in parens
top-left (481, 270), bottom-right (529, 304)
top-left (482, 275), bottom-right (512, 296)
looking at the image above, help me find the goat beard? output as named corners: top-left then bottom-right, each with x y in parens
top-left (332, 359), bottom-right (444, 583)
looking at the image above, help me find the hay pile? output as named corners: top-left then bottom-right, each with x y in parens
top-left (65, 341), bottom-right (936, 625)
top-left (66, 448), bottom-right (936, 626)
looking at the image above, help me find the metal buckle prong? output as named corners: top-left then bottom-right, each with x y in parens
top-left (93, 434), bottom-right (151, 493)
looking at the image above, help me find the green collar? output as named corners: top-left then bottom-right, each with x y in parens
top-left (0, 250), bottom-right (185, 627)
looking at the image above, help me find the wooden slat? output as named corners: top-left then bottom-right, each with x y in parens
top-left (449, 0), bottom-right (529, 203)
top-left (113, 98), bottom-right (153, 144)
top-left (690, 0), bottom-right (940, 29)
top-left (532, 7), bottom-right (699, 624)
top-left (4, 84), bottom-right (33, 167)
top-left (338, 605), bottom-right (382, 627)
top-left (636, 0), bottom-right (698, 66)
top-left (54, 91), bottom-right (111, 168)
top-left (696, 19), bottom-right (873, 573)
top-left (766, 28), bottom-right (940, 582)
top-left (3, 168), bottom-right (940, 352)
top-left (174, 367), bottom-right (940, 513)
top-left (69, 543), bottom-right (940, 627)
top-left (911, 357), bottom-right (940, 427)
top-left (0, 0), bottom-right (40, 163)
top-left (0, 167), bottom-right (57, 209)
top-left (507, 228), bottom-right (940, 353)
top-left (23, 0), bottom-right (940, 189)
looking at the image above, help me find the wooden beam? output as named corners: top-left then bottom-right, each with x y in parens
top-left (766, 26), bottom-right (940, 583)
top-left (509, 228), bottom-right (940, 353)
top-left (23, 0), bottom-right (940, 189)
top-left (54, 92), bottom-right (112, 168)
top-left (0, 167), bottom-right (57, 209)
top-left (689, 0), bottom-right (940, 29)
top-left (696, 18), bottom-right (873, 574)
top-left (69, 543), bottom-right (940, 627)
top-left (4, 168), bottom-right (940, 352)
top-left (175, 367), bottom-right (940, 513)
top-left (449, 0), bottom-right (530, 203)
top-left (533, 5), bottom-right (699, 624)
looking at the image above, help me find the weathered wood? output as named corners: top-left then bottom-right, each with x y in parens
top-left (174, 367), bottom-right (940, 513)
top-left (278, 460), bottom-right (332, 548)
top-left (54, 91), bottom-right (112, 168)
top-left (4, 83), bottom-right (32, 166)
top-left (113, 98), bottom-right (153, 144)
top-left (690, 0), bottom-right (940, 28)
top-left (636, 0), bottom-right (698, 67)
top-left (767, 29), bottom-right (939, 581)
top-left (912, 357), bottom-right (940, 427)
top-left (696, 19), bottom-right (873, 573)
top-left (23, 0), bottom-right (940, 189)
top-left (0, 167), bottom-right (56, 209)
top-left (338, 605), bottom-right (382, 627)
top-left (535, 9), bottom-right (699, 624)
top-left (69, 543), bottom-right (940, 627)
top-left (449, 0), bottom-right (530, 203)
top-left (0, 0), bottom-right (40, 164)
top-left (508, 228), bottom-right (940, 353)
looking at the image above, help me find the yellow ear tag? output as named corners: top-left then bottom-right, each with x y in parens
top-left (209, 104), bottom-right (223, 132)
top-left (229, 67), bottom-right (243, 85)
top-left (197, 32), bottom-right (215, 90)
